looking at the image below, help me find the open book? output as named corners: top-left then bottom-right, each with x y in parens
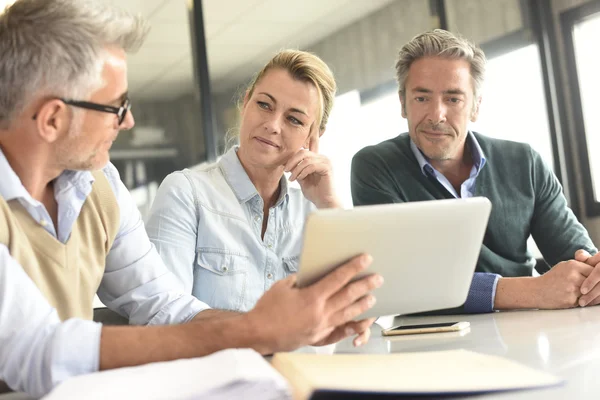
top-left (271, 349), bottom-right (563, 399)
top-left (43, 349), bottom-right (291, 400)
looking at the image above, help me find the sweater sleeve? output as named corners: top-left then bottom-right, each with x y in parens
top-left (529, 149), bottom-right (597, 265)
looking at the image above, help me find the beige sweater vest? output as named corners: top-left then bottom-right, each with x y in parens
top-left (0, 170), bottom-right (120, 321)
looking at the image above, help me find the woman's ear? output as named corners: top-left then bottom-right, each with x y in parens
top-left (241, 91), bottom-right (251, 113)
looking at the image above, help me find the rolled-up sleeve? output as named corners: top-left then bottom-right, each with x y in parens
top-left (0, 244), bottom-right (102, 397)
top-left (98, 164), bottom-right (209, 326)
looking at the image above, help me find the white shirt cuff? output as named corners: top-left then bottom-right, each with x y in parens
top-left (50, 319), bottom-right (103, 387)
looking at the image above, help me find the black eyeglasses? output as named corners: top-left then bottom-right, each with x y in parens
top-left (61, 97), bottom-right (131, 125)
top-left (32, 97), bottom-right (131, 125)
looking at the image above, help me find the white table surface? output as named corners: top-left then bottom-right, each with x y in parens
top-left (4, 307), bottom-right (599, 399)
top-left (333, 306), bottom-right (600, 399)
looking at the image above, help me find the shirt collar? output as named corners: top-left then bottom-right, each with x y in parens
top-left (54, 169), bottom-right (96, 199)
top-left (219, 146), bottom-right (289, 206)
top-left (0, 147), bottom-right (30, 203)
top-left (410, 131), bottom-right (487, 178)
top-left (0, 147), bottom-right (95, 204)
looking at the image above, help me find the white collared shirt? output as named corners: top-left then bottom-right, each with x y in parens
top-left (410, 131), bottom-right (487, 199)
top-left (0, 149), bottom-right (208, 397)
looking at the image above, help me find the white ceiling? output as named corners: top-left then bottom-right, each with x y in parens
top-left (117, 0), bottom-right (397, 100)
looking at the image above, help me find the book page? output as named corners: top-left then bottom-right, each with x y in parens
top-left (44, 349), bottom-right (290, 400)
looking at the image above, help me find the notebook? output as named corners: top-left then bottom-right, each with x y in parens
top-left (43, 349), bottom-right (291, 400)
top-left (271, 349), bottom-right (563, 399)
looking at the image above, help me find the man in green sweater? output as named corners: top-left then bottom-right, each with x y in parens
top-left (351, 29), bottom-right (599, 313)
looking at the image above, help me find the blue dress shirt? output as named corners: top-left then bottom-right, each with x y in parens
top-left (146, 146), bottom-right (316, 312)
top-left (410, 132), bottom-right (500, 313)
top-left (0, 149), bottom-right (207, 397)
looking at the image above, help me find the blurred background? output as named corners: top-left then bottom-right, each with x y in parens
top-left (85, 0), bottom-right (600, 246)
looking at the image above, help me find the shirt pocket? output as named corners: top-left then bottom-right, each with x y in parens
top-left (282, 255), bottom-right (300, 275)
top-left (194, 249), bottom-right (249, 312)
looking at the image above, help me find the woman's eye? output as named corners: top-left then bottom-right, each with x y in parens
top-left (288, 116), bottom-right (303, 126)
top-left (257, 101), bottom-right (270, 110)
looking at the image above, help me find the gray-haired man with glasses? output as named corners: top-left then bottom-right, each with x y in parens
top-left (33, 97), bottom-right (132, 126)
top-left (0, 0), bottom-right (382, 397)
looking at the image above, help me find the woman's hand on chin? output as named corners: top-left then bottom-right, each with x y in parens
top-left (284, 148), bottom-right (342, 209)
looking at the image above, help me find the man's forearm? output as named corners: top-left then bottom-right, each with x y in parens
top-left (99, 313), bottom-right (270, 370)
top-left (191, 309), bottom-right (241, 322)
top-left (494, 277), bottom-right (539, 310)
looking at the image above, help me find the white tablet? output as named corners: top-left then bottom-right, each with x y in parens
top-left (296, 197), bottom-right (492, 319)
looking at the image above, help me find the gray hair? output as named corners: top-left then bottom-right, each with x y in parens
top-left (395, 29), bottom-right (486, 103)
top-left (0, 0), bottom-right (149, 129)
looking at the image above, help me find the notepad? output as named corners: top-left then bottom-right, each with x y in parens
top-left (43, 349), bottom-right (291, 400)
top-left (271, 349), bottom-right (563, 400)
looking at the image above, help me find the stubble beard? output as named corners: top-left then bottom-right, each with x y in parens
top-left (413, 125), bottom-right (456, 161)
top-left (56, 115), bottom-right (97, 171)
top-left (422, 140), bottom-right (454, 161)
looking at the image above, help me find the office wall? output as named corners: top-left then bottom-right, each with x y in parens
top-left (124, 94), bottom-right (205, 168)
top-left (213, 0), bottom-right (524, 134)
top-left (446, 0), bottom-right (523, 43)
top-left (305, 0), bottom-right (431, 96)
top-left (210, 0), bottom-right (435, 134)
top-left (308, 0), bottom-right (523, 96)
top-left (213, 89), bottom-right (243, 153)
top-left (125, 89), bottom-right (242, 169)
top-left (551, 0), bottom-right (600, 244)
top-left (209, 0), bottom-right (429, 142)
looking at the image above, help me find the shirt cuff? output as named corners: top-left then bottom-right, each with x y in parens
top-left (147, 295), bottom-right (212, 326)
top-left (463, 273), bottom-right (500, 314)
top-left (50, 319), bottom-right (102, 387)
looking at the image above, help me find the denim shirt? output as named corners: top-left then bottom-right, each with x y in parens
top-left (146, 147), bottom-right (316, 312)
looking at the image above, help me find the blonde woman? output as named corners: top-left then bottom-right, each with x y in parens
top-left (145, 50), bottom-right (374, 345)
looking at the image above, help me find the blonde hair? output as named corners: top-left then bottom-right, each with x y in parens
top-left (395, 29), bottom-right (486, 104)
top-left (245, 49), bottom-right (337, 133)
top-left (0, 0), bottom-right (149, 129)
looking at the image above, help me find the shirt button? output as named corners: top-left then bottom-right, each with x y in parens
top-left (267, 243), bottom-right (273, 249)
top-left (39, 219), bottom-right (48, 227)
top-left (255, 215), bottom-right (260, 222)
top-left (267, 273), bottom-right (273, 279)
top-left (222, 266), bottom-right (228, 272)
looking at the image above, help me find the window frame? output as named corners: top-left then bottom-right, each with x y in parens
top-left (561, 0), bottom-right (600, 217)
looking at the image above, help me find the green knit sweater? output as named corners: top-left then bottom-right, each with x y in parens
top-left (351, 132), bottom-right (596, 279)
